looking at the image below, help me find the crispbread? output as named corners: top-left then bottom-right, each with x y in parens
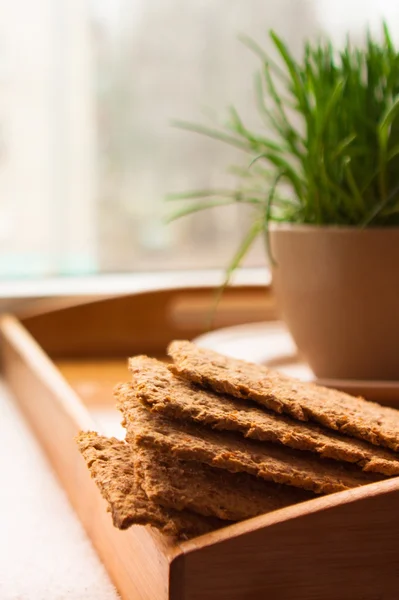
top-left (76, 431), bottom-right (222, 538)
top-left (116, 383), bottom-right (382, 494)
top-left (136, 443), bottom-right (313, 521)
top-left (168, 340), bottom-right (399, 452)
top-left (130, 355), bottom-right (399, 476)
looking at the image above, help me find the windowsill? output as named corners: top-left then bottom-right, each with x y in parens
top-left (0, 267), bottom-right (271, 315)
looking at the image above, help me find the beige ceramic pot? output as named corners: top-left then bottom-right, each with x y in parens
top-left (269, 224), bottom-right (399, 380)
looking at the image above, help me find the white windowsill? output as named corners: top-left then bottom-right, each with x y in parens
top-left (0, 267), bottom-right (271, 314)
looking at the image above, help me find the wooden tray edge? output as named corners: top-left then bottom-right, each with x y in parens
top-left (0, 314), bottom-right (180, 600)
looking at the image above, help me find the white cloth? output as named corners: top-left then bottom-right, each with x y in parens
top-left (0, 382), bottom-right (119, 600)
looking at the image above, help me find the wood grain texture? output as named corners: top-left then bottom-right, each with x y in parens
top-left (2, 285), bottom-right (399, 600)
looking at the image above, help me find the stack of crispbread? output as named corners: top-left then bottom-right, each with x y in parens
top-left (77, 340), bottom-right (399, 539)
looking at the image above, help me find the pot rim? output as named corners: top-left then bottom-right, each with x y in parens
top-left (269, 222), bottom-right (399, 233)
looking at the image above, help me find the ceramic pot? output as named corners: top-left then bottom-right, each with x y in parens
top-left (270, 224), bottom-right (399, 380)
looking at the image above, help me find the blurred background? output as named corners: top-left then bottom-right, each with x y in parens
top-left (1, 0), bottom-right (399, 278)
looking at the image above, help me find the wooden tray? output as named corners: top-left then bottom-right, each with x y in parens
top-left (2, 283), bottom-right (399, 600)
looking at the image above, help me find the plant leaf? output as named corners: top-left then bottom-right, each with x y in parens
top-left (362, 181), bottom-right (399, 226)
top-left (208, 218), bottom-right (264, 328)
top-left (270, 31), bottom-right (311, 119)
top-left (377, 95), bottom-right (399, 201)
top-left (263, 172), bottom-right (284, 265)
top-left (166, 189), bottom-right (250, 201)
top-left (171, 120), bottom-right (251, 152)
top-left (166, 200), bottom-right (237, 223)
top-left (238, 34), bottom-right (290, 83)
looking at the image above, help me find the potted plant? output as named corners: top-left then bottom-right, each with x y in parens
top-left (168, 24), bottom-right (399, 381)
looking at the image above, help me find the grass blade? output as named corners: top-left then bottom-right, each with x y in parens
top-left (270, 31), bottom-right (310, 119)
top-left (171, 120), bottom-right (251, 152)
top-left (166, 200), bottom-right (237, 223)
top-left (166, 189), bottom-right (244, 201)
top-left (238, 34), bottom-right (290, 83)
top-left (377, 95), bottom-right (399, 200)
top-left (169, 22), bottom-right (399, 239)
top-left (263, 172), bottom-right (284, 265)
top-left (208, 218), bottom-right (264, 328)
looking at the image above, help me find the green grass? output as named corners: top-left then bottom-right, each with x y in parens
top-left (167, 23), bottom-right (399, 278)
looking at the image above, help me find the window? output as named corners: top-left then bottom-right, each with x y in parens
top-left (1, 0), bottom-right (398, 277)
